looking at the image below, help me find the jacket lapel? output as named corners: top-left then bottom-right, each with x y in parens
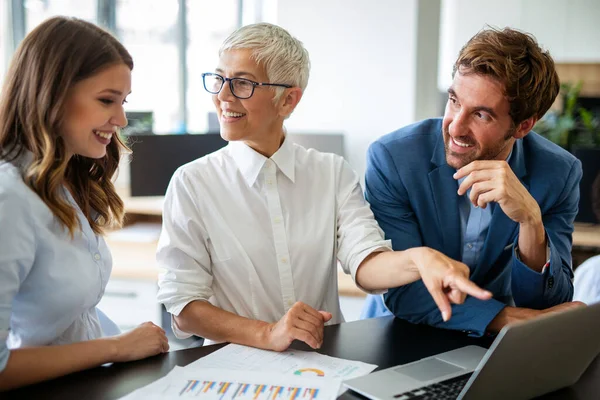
top-left (428, 134), bottom-right (462, 261)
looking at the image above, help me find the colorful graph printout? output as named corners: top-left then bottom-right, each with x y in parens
top-left (118, 367), bottom-right (340, 400)
top-left (190, 344), bottom-right (377, 380)
top-left (178, 379), bottom-right (322, 400)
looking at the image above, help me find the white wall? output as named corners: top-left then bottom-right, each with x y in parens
top-left (438, 0), bottom-right (522, 91)
top-left (415, 0), bottom-right (442, 122)
top-left (438, 0), bottom-right (600, 91)
top-left (276, 0), bottom-right (419, 181)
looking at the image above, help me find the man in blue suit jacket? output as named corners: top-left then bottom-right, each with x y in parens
top-left (361, 27), bottom-right (584, 336)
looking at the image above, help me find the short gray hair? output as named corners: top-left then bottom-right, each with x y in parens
top-left (219, 23), bottom-right (310, 103)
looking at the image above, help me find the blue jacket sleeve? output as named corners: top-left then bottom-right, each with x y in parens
top-left (365, 140), bottom-right (505, 336)
top-left (510, 158), bottom-right (581, 308)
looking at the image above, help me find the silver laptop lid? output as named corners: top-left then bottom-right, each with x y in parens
top-left (460, 302), bottom-right (600, 400)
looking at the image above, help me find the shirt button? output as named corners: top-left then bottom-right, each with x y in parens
top-left (274, 217), bottom-right (282, 223)
top-left (280, 257), bottom-right (288, 264)
top-left (267, 179), bottom-right (274, 185)
top-left (93, 253), bottom-right (101, 261)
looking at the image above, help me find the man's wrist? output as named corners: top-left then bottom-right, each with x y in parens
top-left (487, 306), bottom-right (509, 333)
top-left (517, 206), bottom-right (547, 271)
top-left (486, 306), bottom-right (539, 332)
top-left (520, 203), bottom-right (543, 227)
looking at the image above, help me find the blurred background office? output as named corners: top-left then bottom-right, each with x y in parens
top-left (1, 0), bottom-right (600, 346)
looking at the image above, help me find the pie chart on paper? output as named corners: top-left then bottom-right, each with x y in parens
top-left (294, 368), bottom-right (325, 377)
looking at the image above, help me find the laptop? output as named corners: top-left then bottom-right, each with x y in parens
top-left (344, 302), bottom-right (600, 400)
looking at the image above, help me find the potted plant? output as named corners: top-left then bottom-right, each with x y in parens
top-left (534, 81), bottom-right (600, 223)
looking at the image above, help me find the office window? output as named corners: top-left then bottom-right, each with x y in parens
top-left (6, 0), bottom-right (243, 134)
top-left (116, 0), bottom-right (181, 134)
top-left (24, 0), bottom-right (96, 31)
top-left (0, 0), bottom-right (9, 84)
top-left (186, 0), bottom-right (240, 133)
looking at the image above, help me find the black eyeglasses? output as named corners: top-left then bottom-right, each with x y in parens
top-left (201, 72), bottom-right (292, 99)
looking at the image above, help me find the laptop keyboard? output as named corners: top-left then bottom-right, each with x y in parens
top-left (392, 372), bottom-right (473, 400)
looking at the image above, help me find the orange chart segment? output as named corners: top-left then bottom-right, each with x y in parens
top-left (293, 369), bottom-right (325, 377)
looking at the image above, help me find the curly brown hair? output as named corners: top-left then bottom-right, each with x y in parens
top-left (0, 17), bottom-right (133, 236)
top-left (453, 26), bottom-right (560, 125)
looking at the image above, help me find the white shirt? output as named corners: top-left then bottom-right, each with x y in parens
top-left (157, 138), bottom-right (391, 339)
top-left (0, 154), bottom-right (115, 373)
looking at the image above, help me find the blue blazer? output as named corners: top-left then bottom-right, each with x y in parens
top-left (363, 118), bottom-right (581, 336)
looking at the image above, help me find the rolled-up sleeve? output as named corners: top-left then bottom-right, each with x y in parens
top-left (511, 159), bottom-right (581, 309)
top-left (156, 168), bottom-right (214, 328)
top-left (0, 189), bottom-right (35, 373)
top-left (335, 159), bottom-right (392, 293)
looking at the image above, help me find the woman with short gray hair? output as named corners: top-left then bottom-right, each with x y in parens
top-left (157, 23), bottom-right (491, 352)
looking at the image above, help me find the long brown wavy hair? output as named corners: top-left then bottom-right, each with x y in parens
top-left (0, 16), bottom-right (133, 236)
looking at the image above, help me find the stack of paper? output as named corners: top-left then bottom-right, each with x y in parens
top-left (120, 344), bottom-right (377, 400)
top-left (189, 344), bottom-right (377, 380)
top-left (120, 367), bottom-right (340, 400)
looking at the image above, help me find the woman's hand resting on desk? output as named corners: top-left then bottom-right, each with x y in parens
top-left (110, 322), bottom-right (169, 362)
top-left (264, 302), bottom-right (332, 352)
top-left (411, 247), bottom-right (492, 322)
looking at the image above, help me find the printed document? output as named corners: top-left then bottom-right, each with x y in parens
top-left (189, 343), bottom-right (377, 380)
top-left (119, 366), bottom-right (341, 400)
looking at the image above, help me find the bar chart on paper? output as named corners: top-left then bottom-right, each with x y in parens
top-left (178, 380), bottom-right (322, 400)
top-left (119, 367), bottom-right (340, 400)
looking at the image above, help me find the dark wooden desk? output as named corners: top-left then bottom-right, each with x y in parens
top-left (5, 317), bottom-right (599, 399)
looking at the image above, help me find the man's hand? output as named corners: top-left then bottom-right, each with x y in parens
top-left (454, 160), bottom-right (541, 225)
top-left (487, 301), bottom-right (586, 332)
top-left (455, 160), bottom-right (548, 271)
top-left (411, 248), bottom-right (492, 322)
top-left (264, 302), bottom-right (332, 351)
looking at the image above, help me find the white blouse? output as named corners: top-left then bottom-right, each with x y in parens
top-left (0, 155), bottom-right (115, 372)
top-left (157, 138), bottom-right (391, 339)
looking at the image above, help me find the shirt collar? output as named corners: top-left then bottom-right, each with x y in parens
top-left (271, 137), bottom-right (295, 183)
top-left (228, 136), bottom-right (296, 187)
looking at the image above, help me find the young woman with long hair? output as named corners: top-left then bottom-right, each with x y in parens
top-left (0, 17), bottom-right (168, 391)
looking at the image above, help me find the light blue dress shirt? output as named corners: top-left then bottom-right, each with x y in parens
top-left (0, 154), bottom-right (118, 373)
top-left (458, 152), bottom-right (516, 271)
top-left (457, 176), bottom-right (492, 270)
